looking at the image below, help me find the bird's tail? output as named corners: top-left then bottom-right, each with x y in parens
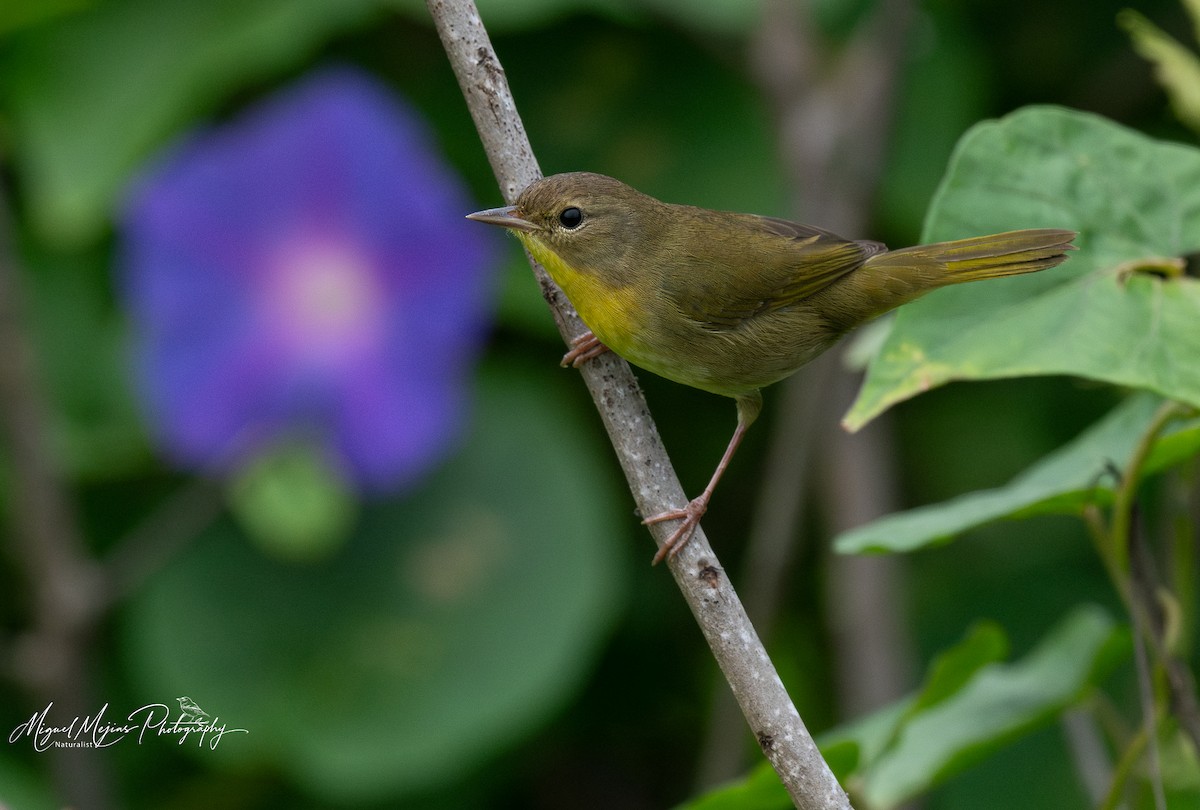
top-left (869, 228), bottom-right (1076, 284)
top-left (848, 228), bottom-right (1076, 321)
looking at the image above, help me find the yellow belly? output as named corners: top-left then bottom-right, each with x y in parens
top-left (520, 236), bottom-right (648, 360)
top-left (517, 234), bottom-right (799, 402)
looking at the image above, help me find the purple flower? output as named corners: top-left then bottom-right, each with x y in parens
top-left (120, 68), bottom-right (496, 490)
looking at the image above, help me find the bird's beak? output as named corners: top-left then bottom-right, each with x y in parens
top-left (465, 205), bottom-right (539, 233)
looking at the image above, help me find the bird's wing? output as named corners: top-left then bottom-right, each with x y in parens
top-left (674, 215), bottom-right (887, 330)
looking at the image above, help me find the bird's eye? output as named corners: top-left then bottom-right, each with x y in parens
top-left (558, 207), bottom-right (583, 229)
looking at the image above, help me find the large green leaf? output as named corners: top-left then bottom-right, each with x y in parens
top-left (904, 621), bottom-right (1008, 716)
top-left (859, 606), bottom-right (1122, 809)
top-left (122, 360), bottom-right (625, 801)
top-left (837, 393), bottom-right (1200, 554)
top-left (845, 106), bottom-right (1200, 430)
top-left (683, 608), bottom-right (1120, 810)
top-left (3, 0), bottom-right (383, 245)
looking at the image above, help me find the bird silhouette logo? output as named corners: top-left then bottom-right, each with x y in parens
top-left (176, 696), bottom-right (211, 724)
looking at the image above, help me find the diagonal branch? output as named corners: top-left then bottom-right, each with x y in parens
top-left (425, 1), bottom-right (852, 807)
top-left (0, 182), bottom-right (113, 809)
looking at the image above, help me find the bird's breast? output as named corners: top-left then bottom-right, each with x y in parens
top-left (518, 233), bottom-right (839, 400)
top-left (519, 235), bottom-right (650, 359)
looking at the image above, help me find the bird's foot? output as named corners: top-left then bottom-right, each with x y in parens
top-left (644, 495), bottom-right (709, 565)
top-left (561, 331), bottom-right (610, 368)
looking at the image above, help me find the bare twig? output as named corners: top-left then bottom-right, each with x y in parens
top-left (819, 373), bottom-right (912, 716)
top-left (1089, 403), bottom-right (1200, 798)
top-left (1129, 502), bottom-right (1200, 754)
top-left (1111, 401), bottom-right (1187, 572)
top-left (0, 183), bottom-right (112, 809)
top-left (1128, 600), bottom-right (1166, 810)
top-left (1099, 723), bottom-right (1150, 810)
top-left (1061, 709), bottom-right (1113, 805)
top-left (1116, 405), bottom-right (1200, 753)
top-left (425, 2), bottom-right (852, 806)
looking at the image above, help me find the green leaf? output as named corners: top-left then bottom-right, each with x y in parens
top-left (906, 621), bottom-right (1007, 716)
top-left (846, 106), bottom-right (1200, 430)
top-left (675, 762), bottom-right (791, 810)
top-left (122, 359), bottom-right (625, 801)
top-left (227, 440), bottom-right (357, 562)
top-left (691, 624), bottom-right (998, 810)
top-left (836, 393), bottom-right (1200, 554)
top-left (686, 610), bottom-right (1110, 810)
top-left (861, 606), bottom-right (1122, 809)
top-left (1159, 722), bottom-right (1200, 794)
top-left (819, 699), bottom-right (913, 780)
top-left (817, 622), bottom-right (1009, 779)
top-left (1120, 9), bottom-right (1200, 133)
top-left (3, 0), bottom-right (383, 246)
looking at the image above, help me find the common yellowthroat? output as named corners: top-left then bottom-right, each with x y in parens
top-left (468, 172), bottom-right (1075, 563)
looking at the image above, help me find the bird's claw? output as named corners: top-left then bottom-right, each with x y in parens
top-left (561, 331), bottom-right (610, 368)
top-left (644, 496), bottom-right (709, 565)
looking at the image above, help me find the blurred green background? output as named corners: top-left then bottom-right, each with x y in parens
top-left (0, 0), bottom-right (1197, 808)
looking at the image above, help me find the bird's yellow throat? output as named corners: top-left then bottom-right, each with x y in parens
top-left (516, 232), bottom-right (645, 359)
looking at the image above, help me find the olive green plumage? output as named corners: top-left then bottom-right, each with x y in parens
top-left (467, 172), bottom-right (1076, 560)
top-left (486, 172), bottom-right (1074, 422)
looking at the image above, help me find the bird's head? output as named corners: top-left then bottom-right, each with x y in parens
top-left (467, 172), bottom-right (653, 283)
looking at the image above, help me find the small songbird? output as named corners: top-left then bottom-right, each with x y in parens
top-left (176, 696), bottom-right (211, 724)
top-left (468, 172), bottom-right (1075, 563)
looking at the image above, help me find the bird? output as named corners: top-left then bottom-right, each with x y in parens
top-left (176, 696), bottom-right (211, 724)
top-left (467, 172), bottom-right (1075, 563)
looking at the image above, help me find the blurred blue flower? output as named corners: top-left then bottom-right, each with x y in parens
top-left (121, 68), bottom-right (496, 490)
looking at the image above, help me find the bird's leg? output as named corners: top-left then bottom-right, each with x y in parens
top-left (561, 331), bottom-right (610, 367)
top-left (644, 418), bottom-right (750, 565)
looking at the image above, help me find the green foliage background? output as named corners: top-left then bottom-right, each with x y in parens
top-left (1, 0), bottom-right (1198, 808)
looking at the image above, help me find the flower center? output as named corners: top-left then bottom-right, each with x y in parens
top-left (268, 237), bottom-right (385, 363)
